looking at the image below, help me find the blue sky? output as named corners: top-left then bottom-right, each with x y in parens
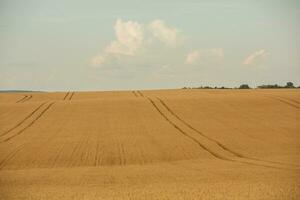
top-left (0, 0), bottom-right (300, 91)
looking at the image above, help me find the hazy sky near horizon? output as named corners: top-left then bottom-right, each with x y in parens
top-left (1, 0), bottom-right (300, 91)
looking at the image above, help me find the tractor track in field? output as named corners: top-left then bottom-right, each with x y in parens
top-left (0, 102), bottom-right (55, 143)
top-left (0, 144), bottom-right (25, 170)
top-left (69, 136), bottom-right (89, 167)
top-left (268, 96), bottom-right (300, 109)
top-left (16, 95), bottom-right (33, 103)
top-left (94, 140), bottom-right (103, 166)
top-left (69, 143), bottom-right (79, 167)
top-left (278, 96), bottom-right (300, 105)
top-left (146, 96), bottom-right (297, 170)
top-left (132, 91), bottom-right (138, 97)
top-left (80, 137), bottom-right (90, 166)
top-left (63, 92), bottom-right (70, 100)
top-left (16, 95), bottom-right (28, 103)
top-left (0, 102), bottom-right (47, 138)
top-left (147, 97), bottom-right (229, 161)
top-left (116, 140), bottom-right (123, 165)
top-left (69, 139), bottom-right (86, 167)
top-left (137, 91), bottom-right (144, 97)
top-left (20, 95), bottom-right (32, 103)
top-left (157, 98), bottom-right (244, 157)
top-left (119, 141), bottom-right (126, 165)
top-left (157, 98), bottom-right (300, 168)
top-left (138, 91), bottom-right (228, 161)
top-left (51, 144), bottom-right (65, 168)
top-left (157, 97), bottom-right (247, 158)
top-left (123, 91), bottom-right (299, 169)
top-left (275, 96), bottom-right (300, 108)
top-left (69, 92), bottom-right (75, 100)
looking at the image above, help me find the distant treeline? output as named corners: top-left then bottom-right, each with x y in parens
top-left (182, 82), bottom-right (300, 89)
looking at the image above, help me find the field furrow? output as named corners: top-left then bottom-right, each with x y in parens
top-left (0, 102), bottom-right (46, 138)
top-left (63, 92), bottom-right (70, 100)
top-left (0, 102), bottom-right (55, 143)
top-left (15, 95), bottom-right (28, 103)
top-left (20, 95), bottom-right (32, 103)
top-left (157, 97), bottom-right (300, 169)
top-left (69, 92), bottom-right (75, 101)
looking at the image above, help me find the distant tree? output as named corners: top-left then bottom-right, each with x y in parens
top-left (257, 84), bottom-right (281, 89)
top-left (285, 82), bottom-right (295, 88)
top-left (239, 84), bottom-right (250, 89)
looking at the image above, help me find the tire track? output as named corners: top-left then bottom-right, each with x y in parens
top-left (147, 97), bottom-right (229, 161)
top-left (63, 92), bottom-right (70, 100)
top-left (132, 91), bottom-right (138, 97)
top-left (0, 144), bottom-right (25, 170)
top-left (69, 92), bottom-right (75, 101)
top-left (120, 143), bottom-right (126, 165)
top-left (0, 102), bottom-right (55, 143)
top-left (279, 97), bottom-right (300, 105)
top-left (20, 95), bottom-right (32, 103)
top-left (69, 135), bottom-right (88, 167)
top-left (0, 102), bottom-right (47, 138)
top-left (51, 144), bottom-right (65, 168)
top-left (74, 137), bottom-right (90, 167)
top-left (82, 138), bottom-right (91, 165)
top-left (80, 139), bottom-right (88, 163)
top-left (69, 142), bottom-right (81, 167)
top-left (116, 141), bottom-right (123, 165)
top-left (157, 97), bottom-right (300, 169)
top-left (157, 98), bottom-right (244, 158)
top-left (269, 96), bottom-right (300, 109)
top-left (16, 95), bottom-right (28, 103)
top-left (117, 140), bottom-right (126, 166)
top-left (137, 91), bottom-right (144, 97)
top-left (134, 91), bottom-right (299, 169)
top-left (149, 97), bottom-right (298, 170)
top-left (275, 96), bottom-right (300, 108)
top-left (94, 140), bottom-right (102, 166)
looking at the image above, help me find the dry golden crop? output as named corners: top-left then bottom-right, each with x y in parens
top-left (0, 89), bottom-right (299, 199)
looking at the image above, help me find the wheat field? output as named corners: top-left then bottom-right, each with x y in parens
top-left (0, 89), bottom-right (299, 199)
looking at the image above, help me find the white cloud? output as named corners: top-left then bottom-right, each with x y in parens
top-left (243, 49), bottom-right (269, 66)
top-left (92, 19), bottom-right (226, 70)
top-left (105, 19), bottom-right (144, 56)
top-left (91, 19), bottom-right (144, 67)
top-left (92, 19), bottom-right (185, 67)
top-left (185, 48), bottom-right (224, 65)
top-left (149, 20), bottom-right (183, 47)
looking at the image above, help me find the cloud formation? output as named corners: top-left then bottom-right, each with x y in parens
top-left (92, 19), bottom-right (183, 67)
top-left (149, 20), bottom-right (183, 47)
top-left (243, 49), bottom-right (269, 66)
top-left (105, 19), bottom-right (144, 56)
top-left (185, 48), bottom-right (224, 65)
